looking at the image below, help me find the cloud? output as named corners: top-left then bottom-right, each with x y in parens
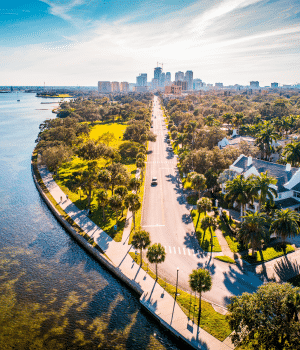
top-left (40, 0), bottom-right (85, 22)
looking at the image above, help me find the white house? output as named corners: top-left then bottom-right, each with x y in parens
top-left (222, 154), bottom-right (300, 212)
top-left (218, 129), bottom-right (256, 149)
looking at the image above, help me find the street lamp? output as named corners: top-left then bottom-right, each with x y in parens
top-left (175, 267), bottom-right (179, 301)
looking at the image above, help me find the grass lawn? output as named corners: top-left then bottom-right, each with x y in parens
top-left (53, 121), bottom-right (137, 242)
top-left (191, 211), bottom-right (222, 252)
top-left (288, 274), bottom-right (300, 287)
top-left (215, 256), bottom-right (236, 264)
top-left (242, 244), bottom-right (295, 264)
top-left (129, 252), bottom-right (231, 341)
top-left (217, 218), bottom-right (241, 253)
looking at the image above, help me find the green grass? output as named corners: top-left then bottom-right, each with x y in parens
top-left (129, 252), bottom-right (231, 341)
top-left (288, 274), bottom-right (300, 287)
top-left (242, 244), bottom-right (295, 264)
top-left (191, 211), bottom-right (222, 252)
top-left (89, 122), bottom-right (127, 147)
top-left (217, 218), bottom-right (241, 253)
top-left (215, 256), bottom-right (236, 264)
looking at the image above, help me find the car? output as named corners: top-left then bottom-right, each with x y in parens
top-left (151, 177), bottom-right (158, 185)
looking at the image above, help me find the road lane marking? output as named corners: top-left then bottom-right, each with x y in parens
top-left (173, 247), bottom-right (176, 254)
top-left (178, 247), bottom-right (181, 254)
top-left (183, 247), bottom-right (186, 255)
top-left (188, 249), bottom-right (191, 255)
top-left (169, 246), bottom-right (172, 253)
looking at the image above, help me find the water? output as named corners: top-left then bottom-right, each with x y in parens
top-left (0, 92), bottom-right (179, 350)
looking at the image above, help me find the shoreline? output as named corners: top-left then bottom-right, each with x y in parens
top-left (31, 153), bottom-right (209, 350)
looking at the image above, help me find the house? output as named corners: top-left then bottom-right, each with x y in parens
top-left (222, 154), bottom-right (300, 211)
top-left (218, 129), bottom-right (256, 149)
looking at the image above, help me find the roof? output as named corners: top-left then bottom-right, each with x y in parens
top-left (275, 198), bottom-right (300, 209)
top-left (233, 156), bottom-right (298, 193)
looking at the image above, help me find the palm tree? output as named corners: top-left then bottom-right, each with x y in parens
top-left (146, 243), bottom-right (166, 280)
top-left (239, 211), bottom-right (267, 256)
top-left (233, 113), bottom-right (244, 133)
top-left (252, 172), bottom-right (277, 211)
top-left (129, 177), bottom-right (141, 193)
top-left (189, 269), bottom-right (212, 326)
top-left (196, 197), bottom-right (212, 228)
top-left (98, 169), bottom-right (111, 191)
top-left (174, 133), bottom-right (186, 151)
top-left (225, 175), bottom-right (254, 219)
top-left (191, 173), bottom-right (207, 199)
top-left (132, 230), bottom-right (151, 266)
top-left (222, 113), bottom-right (234, 130)
top-left (96, 189), bottom-right (108, 222)
top-left (109, 194), bottom-right (123, 229)
top-left (255, 124), bottom-right (279, 160)
top-left (124, 193), bottom-right (141, 232)
top-left (270, 209), bottom-right (300, 243)
top-left (201, 216), bottom-right (218, 251)
top-left (282, 141), bottom-right (300, 167)
top-left (136, 159), bottom-right (145, 180)
top-left (115, 185), bottom-right (128, 217)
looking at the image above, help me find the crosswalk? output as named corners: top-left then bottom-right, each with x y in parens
top-left (143, 246), bottom-right (201, 256)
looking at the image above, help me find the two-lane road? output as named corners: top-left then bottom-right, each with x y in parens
top-left (141, 96), bottom-right (262, 307)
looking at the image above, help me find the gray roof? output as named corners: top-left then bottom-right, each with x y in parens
top-left (275, 198), bottom-right (300, 209)
top-left (234, 156), bottom-right (298, 193)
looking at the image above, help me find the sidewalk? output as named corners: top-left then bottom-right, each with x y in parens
top-left (38, 165), bottom-right (233, 350)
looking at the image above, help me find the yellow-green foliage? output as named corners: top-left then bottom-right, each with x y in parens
top-left (191, 211), bottom-right (222, 252)
top-left (215, 256), bottom-right (236, 264)
top-left (129, 252), bottom-right (231, 341)
top-left (243, 244), bottom-right (295, 264)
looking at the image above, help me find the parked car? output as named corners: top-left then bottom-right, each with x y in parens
top-left (151, 177), bottom-right (158, 185)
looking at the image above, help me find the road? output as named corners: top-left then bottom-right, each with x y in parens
top-left (142, 96), bottom-right (262, 307)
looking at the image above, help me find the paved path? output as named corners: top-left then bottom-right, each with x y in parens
top-left (38, 165), bottom-right (233, 349)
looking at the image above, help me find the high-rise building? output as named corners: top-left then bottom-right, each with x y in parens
top-left (215, 83), bottom-right (223, 88)
top-left (120, 82), bottom-right (129, 92)
top-left (271, 82), bottom-right (279, 88)
top-left (250, 81), bottom-right (259, 88)
top-left (136, 73), bottom-right (147, 86)
top-left (175, 71), bottom-right (184, 82)
top-left (193, 79), bottom-right (203, 90)
top-left (154, 67), bottom-right (162, 81)
top-left (185, 70), bottom-right (193, 90)
top-left (166, 72), bottom-right (171, 83)
top-left (174, 80), bottom-right (187, 91)
top-left (98, 81), bottom-right (111, 93)
top-left (160, 72), bottom-right (166, 87)
top-left (111, 81), bottom-right (120, 92)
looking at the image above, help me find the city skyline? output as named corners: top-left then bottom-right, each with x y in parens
top-left (0, 0), bottom-right (299, 86)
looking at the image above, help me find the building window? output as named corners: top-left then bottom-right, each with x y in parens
top-left (293, 191), bottom-right (300, 198)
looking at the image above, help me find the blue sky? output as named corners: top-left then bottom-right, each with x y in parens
top-left (0, 0), bottom-right (299, 86)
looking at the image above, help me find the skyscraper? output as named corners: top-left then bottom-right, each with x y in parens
top-left (175, 71), bottom-right (184, 82)
top-left (185, 70), bottom-right (193, 90)
top-left (154, 67), bottom-right (162, 81)
top-left (136, 73), bottom-right (147, 86)
top-left (166, 72), bottom-right (171, 82)
top-left (98, 81), bottom-right (111, 93)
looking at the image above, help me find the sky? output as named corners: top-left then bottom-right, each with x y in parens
top-left (0, 0), bottom-right (299, 86)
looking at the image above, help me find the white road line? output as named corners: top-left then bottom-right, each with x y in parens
top-left (188, 249), bottom-right (191, 256)
top-left (173, 247), bottom-right (176, 254)
top-left (169, 246), bottom-right (172, 253)
top-left (178, 247), bottom-right (181, 254)
top-left (183, 247), bottom-right (186, 255)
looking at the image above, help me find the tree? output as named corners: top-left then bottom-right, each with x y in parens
top-left (146, 243), bottom-right (166, 280)
top-left (191, 173), bottom-right (207, 198)
top-left (124, 193), bottom-right (141, 232)
top-left (136, 159), bottom-right (145, 180)
top-left (200, 216), bottom-right (217, 251)
top-left (98, 169), bottom-right (111, 190)
top-left (109, 194), bottom-right (123, 228)
top-left (239, 211), bottom-right (267, 256)
top-left (255, 123), bottom-right (279, 160)
top-left (41, 144), bottom-right (73, 172)
top-left (222, 113), bottom-right (234, 130)
top-left (228, 282), bottom-right (300, 350)
top-left (115, 185), bottom-right (128, 216)
top-left (132, 230), bottom-right (151, 266)
top-left (282, 141), bottom-right (300, 167)
top-left (129, 177), bottom-right (141, 193)
top-left (252, 172), bottom-right (277, 211)
top-left (189, 269), bottom-right (212, 326)
top-left (81, 161), bottom-right (99, 208)
top-left (106, 163), bottom-right (129, 194)
top-left (225, 175), bottom-right (254, 218)
top-left (96, 189), bottom-right (108, 222)
top-left (196, 197), bottom-right (212, 227)
top-left (270, 209), bottom-right (300, 243)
